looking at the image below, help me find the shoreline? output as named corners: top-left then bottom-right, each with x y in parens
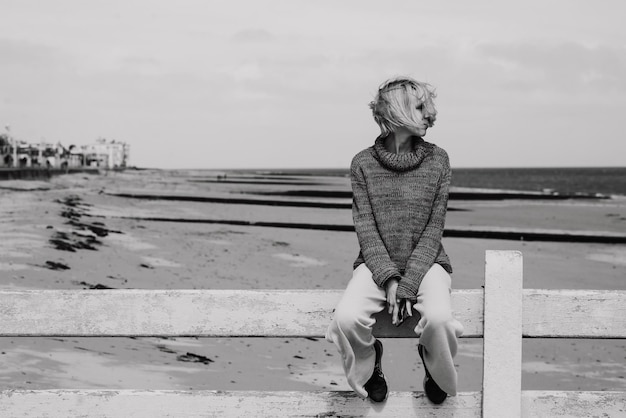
top-left (2, 167), bottom-right (624, 199)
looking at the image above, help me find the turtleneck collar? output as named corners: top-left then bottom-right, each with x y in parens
top-left (372, 135), bottom-right (434, 172)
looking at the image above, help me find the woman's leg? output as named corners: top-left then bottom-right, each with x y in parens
top-left (325, 264), bottom-right (387, 398)
top-left (413, 263), bottom-right (464, 396)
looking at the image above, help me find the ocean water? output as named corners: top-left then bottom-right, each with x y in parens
top-left (451, 167), bottom-right (626, 197)
top-left (257, 167), bottom-right (626, 197)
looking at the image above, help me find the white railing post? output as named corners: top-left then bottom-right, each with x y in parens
top-left (482, 250), bottom-right (523, 418)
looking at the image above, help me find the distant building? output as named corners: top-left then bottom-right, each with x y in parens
top-left (80, 138), bottom-right (130, 169)
top-left (0, 134), bottom-right (11, 167)
top-left (0, 135), bottom-right (129, 170)
top-left (40, 143), bottom-right (65, 168)
top-left (67, 149), bottom-right (84, 168)
top-left (16, 141), bottom-right (33, 168)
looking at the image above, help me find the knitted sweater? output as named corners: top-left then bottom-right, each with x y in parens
top-left (351, 135), bottom-right (452, 301)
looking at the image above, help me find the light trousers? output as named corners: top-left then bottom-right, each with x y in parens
top-left (325, 263), bottom-right (464, 398)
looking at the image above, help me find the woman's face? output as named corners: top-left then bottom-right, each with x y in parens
top-left (406, 104), bottom-right (429, 136)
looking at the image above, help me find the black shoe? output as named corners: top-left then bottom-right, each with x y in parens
top-left (418, 344), bottom-right (448, 404)
top-left (364, 339), bottom-right (387, 402)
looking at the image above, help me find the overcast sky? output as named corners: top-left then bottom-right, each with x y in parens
top-left (1, 1), bottom-right (625, 169)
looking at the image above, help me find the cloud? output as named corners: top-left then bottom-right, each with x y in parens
top-left (0, 38), bottom-right (78, 107)
top-left (0, 38), bottom-right (75, 75)
top-left (231, 29), bottom-right (275, 43)
top-left (478, 41), bottom-right (626, 97)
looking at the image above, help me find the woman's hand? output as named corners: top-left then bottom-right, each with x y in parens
top-left (385, 278), bottom-right (412, 326)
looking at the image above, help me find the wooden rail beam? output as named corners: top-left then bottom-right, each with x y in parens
top-left (2, 288), bottom-right (625, 338)
top-left (0, 390), bottom-right (623, 417)
top-left (0, 289), bottom-right (483, 337)
top-left (0, 390), bottom-right (483, 417)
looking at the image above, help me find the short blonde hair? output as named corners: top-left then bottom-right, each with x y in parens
top-left (369, 76), bottom-right (437, 136)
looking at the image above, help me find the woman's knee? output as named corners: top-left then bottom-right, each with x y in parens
top-left (333, 302), bottom-right (371, 333)
top-left (417, 312), bottom-right (464, 339)
top-left (421, 263), bottom-right (452, 291)
top-left (427, 312), bottom-right (455, 329)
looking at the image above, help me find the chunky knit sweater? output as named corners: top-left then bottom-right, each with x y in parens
top-left (351, 135), bottom-right (452, 301)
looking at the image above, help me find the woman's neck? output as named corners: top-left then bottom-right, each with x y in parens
top-left (384, 129), bottom-right (417, 154)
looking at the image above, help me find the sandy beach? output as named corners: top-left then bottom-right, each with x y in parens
top-left (1, 170), bottom-right (625, 395)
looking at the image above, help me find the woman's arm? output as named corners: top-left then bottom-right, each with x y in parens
top-left (397, 151), bottom-right (451, 300)
top-left (351, 158), bottom-right (401, 288)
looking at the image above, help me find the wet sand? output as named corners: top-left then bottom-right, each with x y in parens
top-left (1, 170), bottom-right (625, 394)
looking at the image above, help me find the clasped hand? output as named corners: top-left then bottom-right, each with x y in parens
top-left (385, 277), bottom-right (412, 326)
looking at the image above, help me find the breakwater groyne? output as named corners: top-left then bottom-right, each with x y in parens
top-left (241, 189), bottom-right (609, 201)
top-left (89, 214), bottom-right (626, 244)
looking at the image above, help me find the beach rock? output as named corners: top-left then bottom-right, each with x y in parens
top-left (73, 281), bottom-right (115, 289)
top-left (176, 352), bottom-right (214, 365)
top-left (45, 261), bottom-right (70, 270)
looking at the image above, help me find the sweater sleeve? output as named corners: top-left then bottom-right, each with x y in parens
top-left (397, 151), bottom-right (451, 300)
top-left (351, 157), bottom-right (401, 288)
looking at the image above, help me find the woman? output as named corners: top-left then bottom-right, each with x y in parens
top-left (326, 76), bottom-right (464, 404)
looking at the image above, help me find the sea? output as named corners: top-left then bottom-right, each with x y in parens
top-left (248, 167), bottom-right (626, 197)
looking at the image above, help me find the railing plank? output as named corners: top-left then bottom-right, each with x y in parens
top-left (0, 289), bottom-right (484, 337)
top-left (523, 290), bottom-right (626, 338)
top-left (1, 289), bottom-right (625, 338)
top-left (0, 390), bottom-right (483, 417)
top-left (483, 250), bottom-right (523, 418)
top-left (1, 390), bottom-right (622, 417)
top-left (521, 391), bottom-right (626, 417)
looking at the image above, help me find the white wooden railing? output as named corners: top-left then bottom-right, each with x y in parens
top-left (0, 251), bottom-right (625, 417)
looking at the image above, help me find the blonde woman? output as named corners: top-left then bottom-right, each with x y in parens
top-left (326, 77), bottom-right (463, 404)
